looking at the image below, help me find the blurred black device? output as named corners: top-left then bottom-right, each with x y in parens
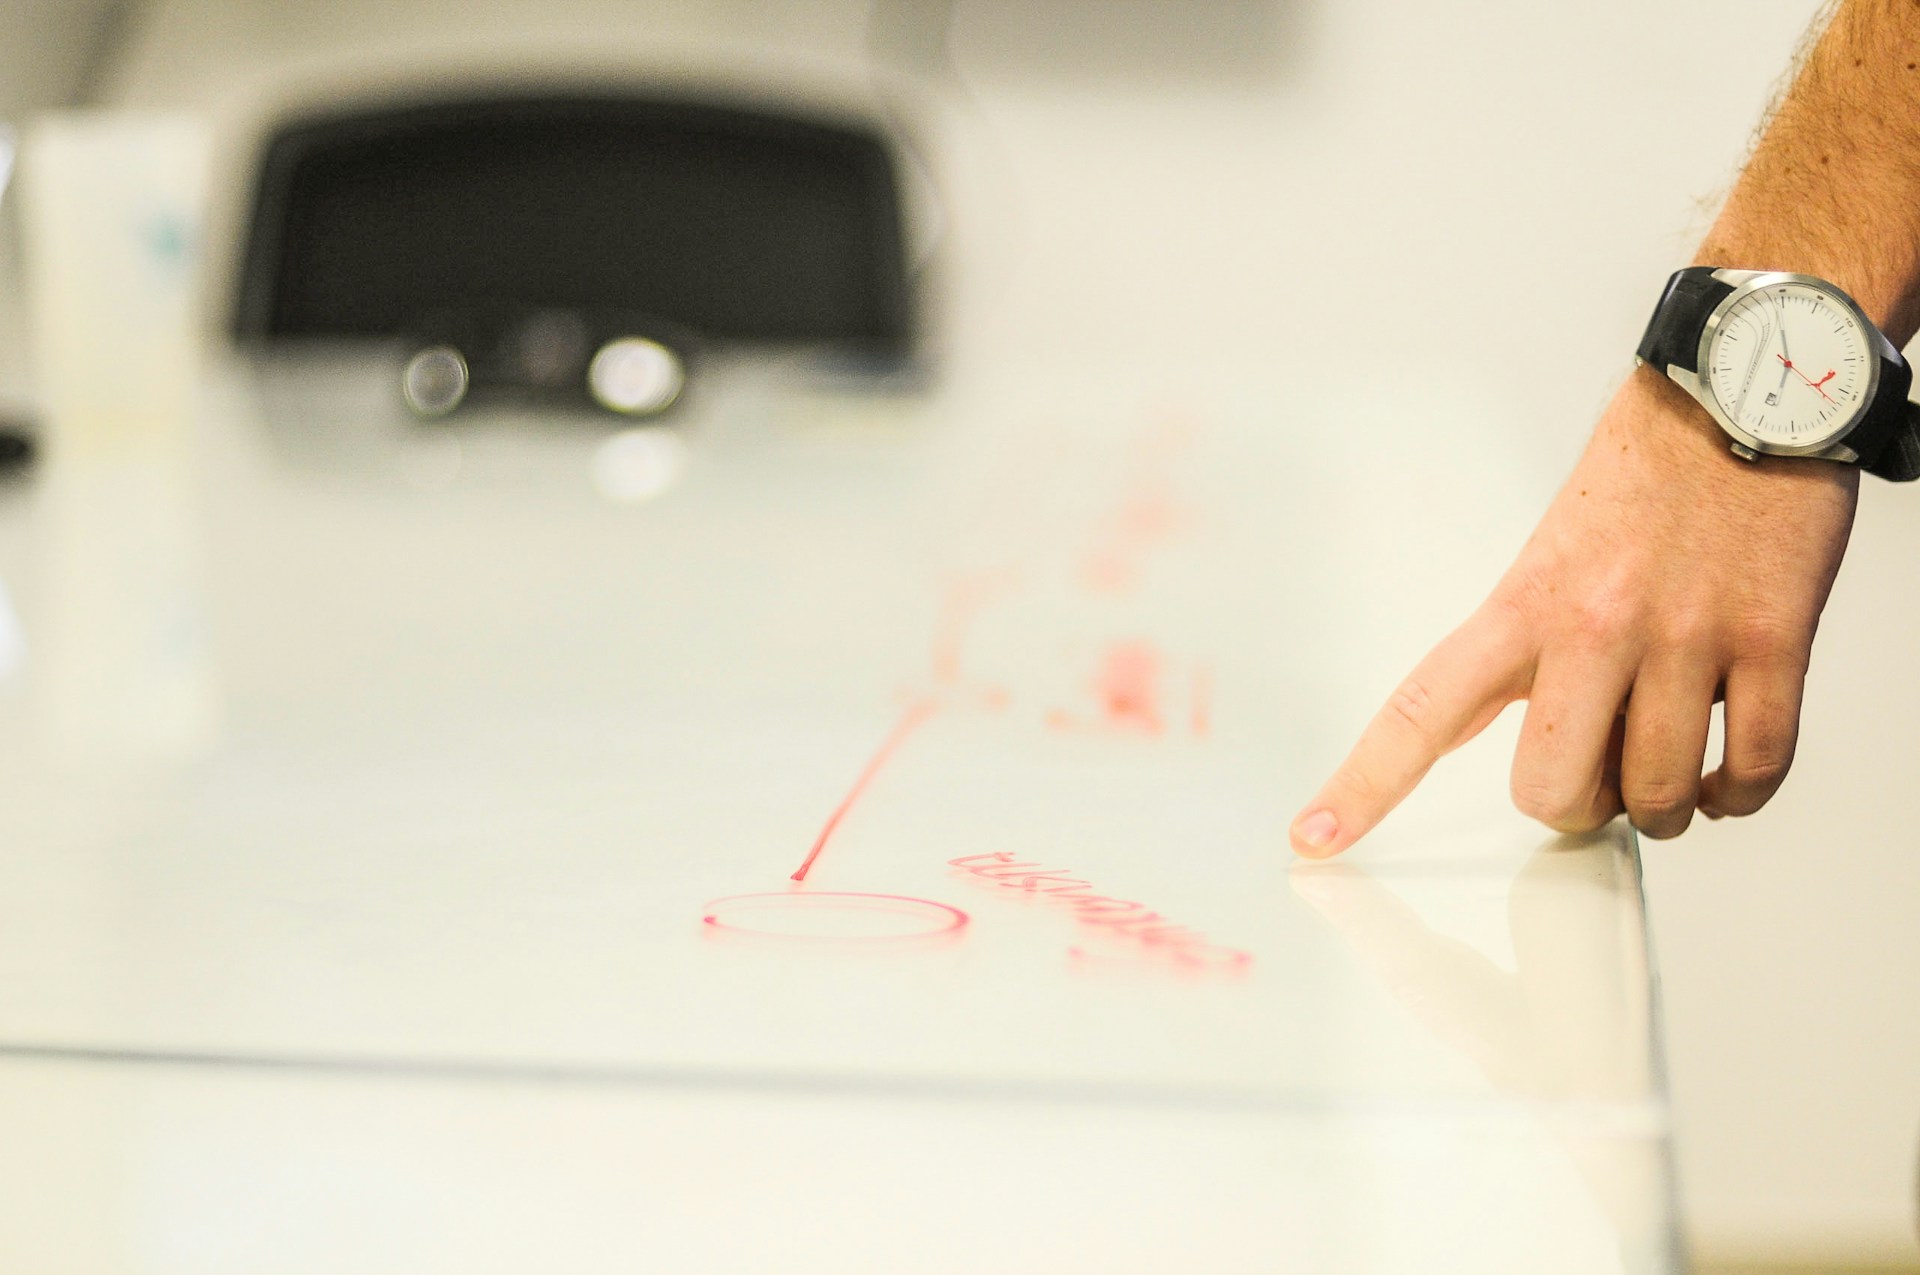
top-left (233, 93), bottom-right (916, 361)
top-left (0, 414), bottom-right (33, 474)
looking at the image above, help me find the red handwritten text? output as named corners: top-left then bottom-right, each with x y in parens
top-left (949, 852), bottom-right (1250, 970)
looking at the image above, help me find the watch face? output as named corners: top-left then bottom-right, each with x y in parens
top-left (1704, 280), bottom-right (1874, 448)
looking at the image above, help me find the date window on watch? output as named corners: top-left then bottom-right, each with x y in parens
top-left (1765, 391), bottom-right (1780, 406)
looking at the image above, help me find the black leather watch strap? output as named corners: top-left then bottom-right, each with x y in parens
top-left (1821, 347), bottom-right (1920, 482)
top-left (1636, 267), bottom-right (1735, 374)
top-left (1866, 402), bottom-right (1920, 482)
top-left (1639, 265), bottom-right (1920, 481)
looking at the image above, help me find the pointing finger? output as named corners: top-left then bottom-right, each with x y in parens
top-left (1292, 613), bottom-right (1531, 858)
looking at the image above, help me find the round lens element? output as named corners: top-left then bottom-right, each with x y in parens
top-left (587, 337), bottom-right (685, 416)
top-left (401, 346), bottom-right (470, 417)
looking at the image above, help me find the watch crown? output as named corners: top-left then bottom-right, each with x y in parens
top-left (1729, 442), bottom-right (1761, 462)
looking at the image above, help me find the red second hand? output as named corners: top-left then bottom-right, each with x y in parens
top-left (1777, 354), bottom-right (1836, 403)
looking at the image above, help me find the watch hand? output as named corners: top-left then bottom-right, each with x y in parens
top-left (1812, 369), bottom-right (1836, 390)
top-left (1777, 353), bottom-right (1837, 403)
top-left (1775, 298), bottom-right (1794, 390)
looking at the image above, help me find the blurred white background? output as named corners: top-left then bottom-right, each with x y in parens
top-left (1, 1), bottom-right (1915, 1270)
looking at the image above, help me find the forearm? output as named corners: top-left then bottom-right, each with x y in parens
top-left (1697, 0), bottom-right (1920, 341)
top-left (1292, 4), bottom-right (1909, 858)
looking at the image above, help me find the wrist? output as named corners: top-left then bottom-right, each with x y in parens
top-left (1621, 362), bottom-right (1861, 493)
top-left (1692, 242), bottom-right (1920, 347)
top-left (1624, 361), bottom-right (1727, 454)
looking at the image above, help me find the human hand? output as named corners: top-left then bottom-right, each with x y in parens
top-left (1290, 366), bottom-right (1860, 857)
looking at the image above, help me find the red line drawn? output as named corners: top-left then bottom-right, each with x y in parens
top-left (790, 699), bottom-right (939, 882)
top-left (704, 892), bottom-right (969, 941)
top-left (718, 417), bottom-right (1227, 964)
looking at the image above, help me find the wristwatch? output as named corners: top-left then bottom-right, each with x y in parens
top-left (1636, 267), bottom-right (1920, 481)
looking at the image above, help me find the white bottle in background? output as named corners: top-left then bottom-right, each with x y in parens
top-left (19, 113), bottom-right (218, 766)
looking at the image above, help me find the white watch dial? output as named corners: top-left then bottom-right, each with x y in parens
top-left (1704, 281), bottom-right (1873, 447)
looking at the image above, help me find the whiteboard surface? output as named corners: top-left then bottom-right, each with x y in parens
top-left (0, 359), bottom-right (1672, 1271)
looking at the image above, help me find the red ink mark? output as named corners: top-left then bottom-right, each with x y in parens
top-left (1079, 422), bottom-right (1195, 594)
top-left (790, 699), bottom-right (938, 882)
top-left (948, 852), bottom-right (1251, 971)
top-left (704, 892), bottom-right (968, 941)
top-left (1084, 510), bottom-right (1167, 591)
top-left (1067, 942), bottom-right (1239, 975)
top-left (1044, 644), bottom-right (1216, 740)
top-left (1190, 662), bottom-right (1212, 738)
top-left (1082, 488), bottom-right (1183, 592)
top-left (1096, 642), bottom-right (1164, 735)
top-left (931, 572), bottom-right (1014, 686)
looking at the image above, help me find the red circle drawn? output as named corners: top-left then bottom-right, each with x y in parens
top-left (701, 892), bottom-right (970, 941)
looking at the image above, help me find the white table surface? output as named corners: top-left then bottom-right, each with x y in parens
top-left (0, 353), bottom-right (1673, 1272)
top-left (4, 0), bottom-right (1913, 1259)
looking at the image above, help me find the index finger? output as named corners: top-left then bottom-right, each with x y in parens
top-left (1290, 613), bottom-right (1531, 858)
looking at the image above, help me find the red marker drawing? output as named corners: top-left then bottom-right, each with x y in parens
top-left (790, 698), bottom-right (939, 882)
top-left (1095, 641), bottom-right (1165, 735)
top-left (704, 891), bottom-right (967, 941)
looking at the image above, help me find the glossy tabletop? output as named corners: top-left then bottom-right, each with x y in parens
top-left (0, 350), bottom-right (1673, 1272)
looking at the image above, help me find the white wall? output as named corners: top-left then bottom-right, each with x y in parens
top-left (0, 0), bottom-right (135, 404)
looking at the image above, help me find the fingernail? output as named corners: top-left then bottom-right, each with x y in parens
top-left (1293, 809), bottom-right (1339, 855)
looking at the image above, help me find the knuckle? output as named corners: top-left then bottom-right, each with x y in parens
top-left (1485, 603), bottom-right (1540, 666)
top-left (1724, 754), bottom-right (1792, 796)
top-left (1650, 608), bottom-right (1714, 655)
top-left (1563, 590), bottom-right (1629, 651)
top-left (1511, 778), bottom-right (1582, 828)
top-left (1491, 569), bottom-right (1549, 624)
top-left (1385, 677), bottom-right (1438, 738)
top-left (1624, 776), bottom-right (1697, 837)
top-left (1729, 615), bottom-right (1807, 664)
top-left (1330, 764), bottom-right (1384, 812)
top-left (1461, 604), bottom-right (1527, 670)
top-left (1624, 777), bottom-right (1694, 818)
